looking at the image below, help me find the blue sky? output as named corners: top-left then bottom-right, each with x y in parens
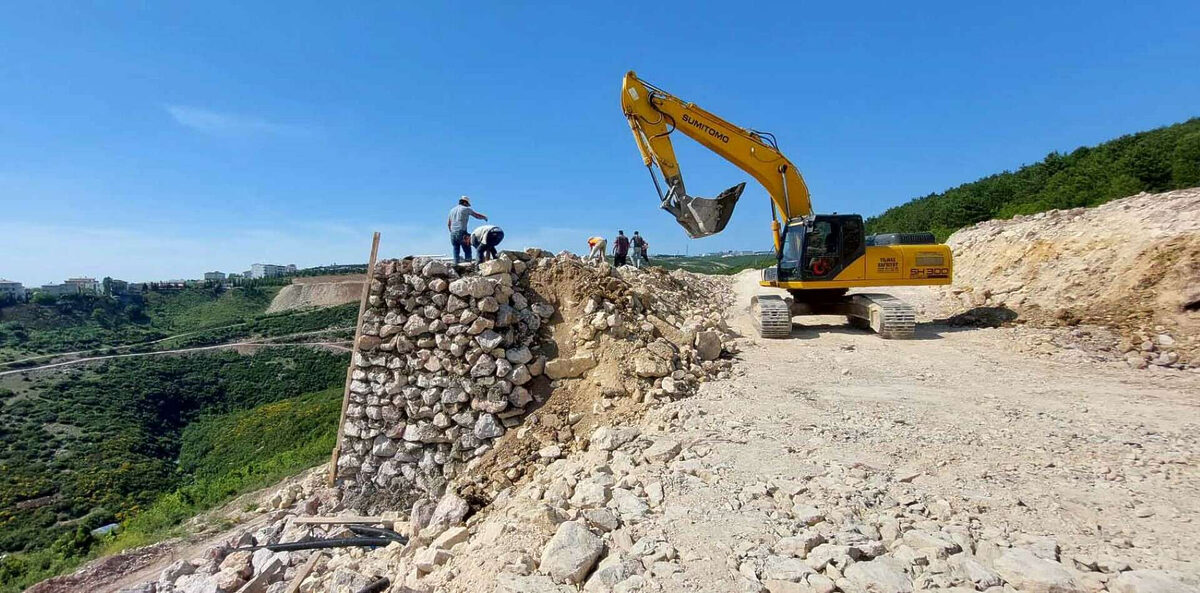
top-left (1, 2), bottom-right (1197, 285)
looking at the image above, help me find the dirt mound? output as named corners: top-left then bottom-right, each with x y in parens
top-left (266, 274), bottom-right (364, 313)
top-left (941, 188), bottom-right (1200, 367)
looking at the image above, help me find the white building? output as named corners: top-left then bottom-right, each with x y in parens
top-left (250, 264), bottom-right (289, 279)
top-left (204, 271), bottom-right (226, 282)
top-left (0, 279), bottom-right (25, 300)
top-left (64, 277), bottom-right (99, 294)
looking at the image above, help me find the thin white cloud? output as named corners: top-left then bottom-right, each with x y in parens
top-left (165, 105), bottom-right (311, 138)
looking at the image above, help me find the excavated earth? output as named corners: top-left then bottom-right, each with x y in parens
top-left (936, 188), bottom-right (1200, 367)
top-left (267, 275), bottom-right (366, 313)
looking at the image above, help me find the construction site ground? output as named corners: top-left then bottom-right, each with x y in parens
top-left (51, 267), bottom-right (1200, 593)
top-left (653, 272), bottom-right (1199, 586)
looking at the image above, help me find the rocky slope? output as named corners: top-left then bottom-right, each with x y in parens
top-left (939, 188), bottom-right (1200, 367)
top-left (267, 275), bottom-right (365, 314)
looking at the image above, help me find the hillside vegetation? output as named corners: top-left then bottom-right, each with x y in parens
top-left (0, 287), bottom-right (356, 364)
top-left (0, 286), bottom-right (281, 361)
top-left (867, 118), bottom-right (1200, 240)
top-left (654, 253), bottom-right (775, 275)
top-left (0, 348), bottom-right (347, 592)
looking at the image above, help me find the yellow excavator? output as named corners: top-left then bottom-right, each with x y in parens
top-left (621, 71), bottom-right (952, 338)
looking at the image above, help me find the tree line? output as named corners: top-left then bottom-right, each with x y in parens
top-left (865, 118), bottom-right (1200, 240)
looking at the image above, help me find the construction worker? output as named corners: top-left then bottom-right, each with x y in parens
top-left (631, 231), bottom-right (648, 268)
top-left (447, 196), bottom-right (488, 264)
top-left (586, 236), bottom-right (607, 265)
top-left (472, 224), bottom-right (504, 263)
top-left (613, 230), bottom-right (630, 267)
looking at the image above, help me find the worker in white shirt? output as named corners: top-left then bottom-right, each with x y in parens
top-left (471, 224), bottom-right (505, 263)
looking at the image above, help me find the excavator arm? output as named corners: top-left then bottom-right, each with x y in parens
top-left (621, 71), bottom-right (813, 249)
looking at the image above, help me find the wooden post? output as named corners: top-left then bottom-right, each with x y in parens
top-left (328, 232), bottom-right (380, 485)
top-left (283, 551), bottom-right (323, 593)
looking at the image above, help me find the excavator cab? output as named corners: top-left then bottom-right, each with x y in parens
top-left (662, 182), bottom-right (745, 238)
top-left (777, 215), bottom-right (866, 282)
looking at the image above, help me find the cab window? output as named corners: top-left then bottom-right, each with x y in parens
top-left (780, 229), bottom-right (803, 270)
top-left (842, 217), bottom-right (863, 258)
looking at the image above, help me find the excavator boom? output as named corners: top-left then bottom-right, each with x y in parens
top-left (621, 71), bottom-right (813, 240)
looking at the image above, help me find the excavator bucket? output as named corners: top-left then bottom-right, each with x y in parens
top-left (662, 182), bottom-right (745, 238)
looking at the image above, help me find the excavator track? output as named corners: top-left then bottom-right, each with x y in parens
top-left (846, 293), bottom-right (916, 339)
top-left (751, 295), bottom-right (792, 338)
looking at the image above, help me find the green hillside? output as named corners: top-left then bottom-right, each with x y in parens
top-left (0, 287), bottom-right (356, 365)
top-left (0, 286), bottom-right (282, 362)
top-left (0, 349), bottom-right (347, 592)
top-left (866, 118), bottom-right (1200, 240)
top-left (654, 253), bottom-right (775, 275)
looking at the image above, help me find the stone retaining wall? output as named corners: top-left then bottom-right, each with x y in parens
top-left (334, 254), bottom-right (553, 501)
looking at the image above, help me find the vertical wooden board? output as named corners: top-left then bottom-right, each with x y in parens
top-left (329, 232), bottom-right (380, 485)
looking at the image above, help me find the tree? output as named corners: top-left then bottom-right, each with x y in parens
top-left (102, 277), bottom-right (113, 297)
top-left (1172, 131), bottom-right (1200, 187)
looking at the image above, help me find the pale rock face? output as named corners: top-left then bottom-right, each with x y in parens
top-left (992, 549), bottom-right (1086, 593)
top-left (1109, 570), bottom-right (1199, 593)
top-left (843, 557), bottom-right (914, 593)
top-left (539, 521), bottom-right (605, 584)
top-left (545, 354), bottom-right (598, 379)
top-left (634, 354), bottom-right (672, 378)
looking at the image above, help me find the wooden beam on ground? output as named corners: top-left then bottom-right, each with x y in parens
top-left (283, 552), bottom-right (323, 593)
top-left (328, 232), bottom-right (381, 485)
top-left (289, 515), bottom-right (393, 526)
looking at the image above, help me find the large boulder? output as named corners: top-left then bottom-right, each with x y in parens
top-left (589, 426), bottom-right (639, 452)
top-left (539, 521), bottom-right (605, 584)
top-left (843, 557), bottom-right (913, 593)
top-left (545, 354), bottom-right (598, 380)
top-left (992, 548), bottom-right (1085, 593)
top-left (633, 354), bottom-right (671, 378)
top-left (1109, 571), bottom-right (1200, 593)
top-left (694, 330), bottom-right (723, 361)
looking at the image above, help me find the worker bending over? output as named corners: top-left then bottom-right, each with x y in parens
top-left (587, 236), bottom-right (607, 265)
top-left (472, 224), bottom-right (504, 262)
top-left (447, 196), bottom-right (488, 264)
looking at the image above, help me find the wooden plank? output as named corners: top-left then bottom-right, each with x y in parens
top-left (290, 515), bottom-right (391, 526)
top-left (283, 552), bottom-right (322, 593)
top-left (328, 232), bottom-right (381, 485)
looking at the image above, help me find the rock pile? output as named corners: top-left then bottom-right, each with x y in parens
top-left (335, 254), bottom-right (554, 501)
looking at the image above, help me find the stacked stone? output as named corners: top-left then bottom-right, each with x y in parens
top-left (336, 254), bottom-right (553, 498)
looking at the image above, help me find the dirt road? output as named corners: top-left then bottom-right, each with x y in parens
top-left (625, 271), bottom-right (1200, 589)
top-left (0, 330), bottom-right (352, 378)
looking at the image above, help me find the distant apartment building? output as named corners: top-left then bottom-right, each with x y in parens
top-left (109, 279), bottom-right (130, 295)
top-left (250, 263), bottom-right (296, 279)
top-left (64, 277), bottom-right (99, 294)
top-left (37, 283), bottom-right (77, 296)
top-left (0, 279), bottom-right (25, 300)
top-left (203, 271), bottom-right (226, 282)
